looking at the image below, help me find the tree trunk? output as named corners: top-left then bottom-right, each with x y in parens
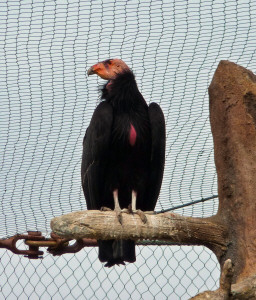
top-left (209, 60), bottom-right (256, 283)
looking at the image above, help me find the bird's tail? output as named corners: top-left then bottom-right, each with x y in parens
top-left (98, 239), bottom-right (136, 267)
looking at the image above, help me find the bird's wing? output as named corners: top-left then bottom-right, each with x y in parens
top-left (81, 101), bottom-right (113, 210)
top-left (145, 102), bottom-right (166, 210)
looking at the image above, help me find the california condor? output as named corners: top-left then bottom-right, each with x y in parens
top-left (81, 59), bottom-right (165, 267)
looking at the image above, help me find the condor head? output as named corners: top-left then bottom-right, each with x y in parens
top-left (87, 59), bottom-right (130, 80)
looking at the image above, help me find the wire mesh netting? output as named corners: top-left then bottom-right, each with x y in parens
top-left (1, 0), bottom-right (256, 299)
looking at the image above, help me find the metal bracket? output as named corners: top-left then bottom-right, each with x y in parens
top-left (0, 231), bottom-right (98, 259)
top-left (0, 231), bottom-right (44, 259)
top-left (47, 233), bottom-right (97, 256)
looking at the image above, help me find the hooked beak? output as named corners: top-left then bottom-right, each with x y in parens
top-left (87, 66), bottom-right (96, 76)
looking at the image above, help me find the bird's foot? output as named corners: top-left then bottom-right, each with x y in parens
top-left (126, 205), bottom-right (148, 224)
top-left (134, 209), bottom-right (148, 224)
top-left (112, 189), bottom-right (124, 225)
top-left (101, 206), bottom-right (123, 224)
top-left (114, 207), bottom-right (123, 225)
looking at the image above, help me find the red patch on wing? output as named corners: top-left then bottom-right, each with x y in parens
top-left (129, 123), bottom-right (137, 146)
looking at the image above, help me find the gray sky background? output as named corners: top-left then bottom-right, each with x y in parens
top-left (1, 0), bottom-right (256, 299)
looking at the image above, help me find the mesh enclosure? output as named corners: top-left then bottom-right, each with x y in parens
top-left (0, 0), bottom-right (255, 299)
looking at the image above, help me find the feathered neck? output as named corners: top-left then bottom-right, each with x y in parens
top-left (101, 70), bottom-right (147, 111)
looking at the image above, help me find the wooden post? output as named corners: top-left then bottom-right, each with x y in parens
top-left (209, 61), bottom-right (256, 282)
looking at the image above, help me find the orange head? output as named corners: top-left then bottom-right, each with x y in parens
top-left (87, 59), bottom-right (130, 80)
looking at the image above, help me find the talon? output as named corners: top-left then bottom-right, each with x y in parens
top-left (116, 211), bottom-right (123, 224)
top-left (114, 206), bottom-right (123, 224)
top-left (135, 209), bottom-right (148, 224)
top-left (127, 204), bottom-right (133, 214)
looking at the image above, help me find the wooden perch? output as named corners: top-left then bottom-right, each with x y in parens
top-left (51, 211), bottom-right (227, 258)
top-left (51, 61), bottom-right (256, 299)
